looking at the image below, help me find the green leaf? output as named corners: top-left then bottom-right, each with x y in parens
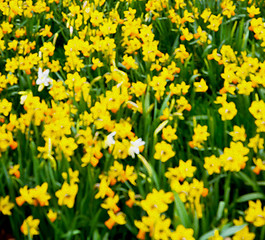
top-left (173, 191), bottom-right (191, 228)
top-left (138, 154), bottom-right (159, 189)
top-left (234, 172), bottom-right (259, 192)
top-left (193, 211), bottom-right (199, 239)
top-left (202, 44), bottom-right (214, 58)
top-left (102, 232), bottom-right (109, 240)
top-left (89, 209), bottom-right (102, 237)
top-left (216, 201), bottom-right (225, 222)
top-left (221, 224), bottom-right (247, 237)
top-left (158, 92), bottom-right (171, 117)
top-left (257, 181), bottom-right (265, 186)
top-left (230, 21), bottom-right (238, 40)
top-left (92, 229), bottom-right (101, 240)
top-left (61, 230), bottom-right (81, 238)
top-left (236, 193), bottom-right (265, 203)
top-left (198, 229), bottom-right (216, 240)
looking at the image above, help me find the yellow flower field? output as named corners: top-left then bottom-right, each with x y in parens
top-left (0, 0), bottom-right (265, 239)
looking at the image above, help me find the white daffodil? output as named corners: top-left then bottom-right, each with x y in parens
top-left (104, 131), bottom-right (116, 148)
top-left (36, 67), bottom-right (52, 91)
top-left (128, 138), bottom-right (145, 158)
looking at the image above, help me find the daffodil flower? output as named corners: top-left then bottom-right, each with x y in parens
top-left (128, 138), bottom-right (145, 158)
top-left (104, 131), bottom-right (116, 148)
top-left (36, 67), bottom-right (52, 91)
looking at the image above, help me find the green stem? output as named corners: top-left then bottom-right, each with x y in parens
top-left (224, 120), bottom-right (228, 148)
top-left (261, 225), bottom-right (265, 240)
top-left (224, 172), bottom-right (231, 218)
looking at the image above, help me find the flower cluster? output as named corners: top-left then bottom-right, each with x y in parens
top-left (0, 0), bottom-right (265, 239)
